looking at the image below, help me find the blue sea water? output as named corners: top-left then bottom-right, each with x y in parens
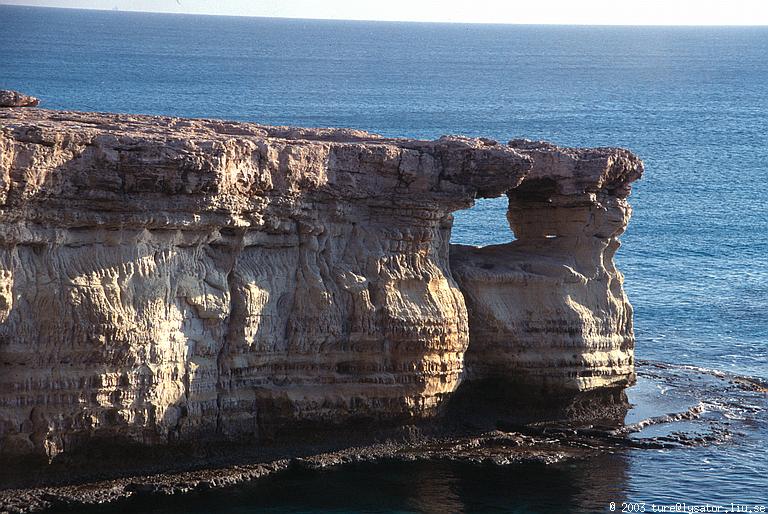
top-left (1, 6), bottom-right (767, 512)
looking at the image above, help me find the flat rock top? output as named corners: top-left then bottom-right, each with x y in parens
top-left (0, 108), bottom-right (638, 159)
top-left (0, 107), bottom-right (389, 144)
top-left (0, 95), bottom-right (644, 188)
top-left (0, 108), bottom-right (643, 204)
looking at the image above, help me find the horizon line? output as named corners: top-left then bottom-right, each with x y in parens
top-left (2, 3), bottom-right (768, 27)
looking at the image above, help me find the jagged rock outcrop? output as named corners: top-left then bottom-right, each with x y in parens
top-left (0, 91), bottom-right (39, 108)
top-left (0, 107), bottom-right (643, 462)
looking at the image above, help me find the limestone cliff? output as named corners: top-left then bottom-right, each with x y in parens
top-left (0, 107), bottom-right (643, 461)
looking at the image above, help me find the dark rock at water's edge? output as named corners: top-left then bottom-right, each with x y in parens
top-left (2, 362), bottom-right (758, 514)
top-left (0, 90), bottom-right (39, 107)
top-left (0, 95), bottom-right (643, 497)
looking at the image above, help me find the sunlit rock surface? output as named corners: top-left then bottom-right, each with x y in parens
top-left (451, 140), bottom-right (642, 396)
top-left (0, 107), bottom-right (643, 460)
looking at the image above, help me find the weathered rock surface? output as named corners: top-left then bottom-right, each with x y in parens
top-left (0, 107), bottom-right (643, 463)
top-left (452, 140), bottom-right (641, 395)
top-left (0, 90), bottom-right (40, 108)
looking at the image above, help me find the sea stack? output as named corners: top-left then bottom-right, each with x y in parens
top-left (0, 105), bottom-right (643, 462)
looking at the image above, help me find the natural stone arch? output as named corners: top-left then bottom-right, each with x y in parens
top-left (448, 158), bottom-right (637, 421)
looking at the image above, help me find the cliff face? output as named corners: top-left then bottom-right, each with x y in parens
top-left (0, 108), bottom-right (643, 461)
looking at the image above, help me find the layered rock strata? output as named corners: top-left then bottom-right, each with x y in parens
top-left (0, 107), bottom-right (643, 462)
top-left (451, 140), bottom-right (640, 396)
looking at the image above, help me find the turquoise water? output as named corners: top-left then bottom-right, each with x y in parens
top-left (1, 6), bottom-right (766, 512)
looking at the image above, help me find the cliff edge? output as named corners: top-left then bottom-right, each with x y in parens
top-left (0, 105), bottom-right (643, 463)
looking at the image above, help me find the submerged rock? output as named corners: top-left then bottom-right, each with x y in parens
top-left (0, 90), bottom-right (40, 107)
top-left (0, 108), bottom-right (643, 465)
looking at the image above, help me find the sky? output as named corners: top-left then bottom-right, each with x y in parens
top-left (2, 0), bottom-right (768, 25)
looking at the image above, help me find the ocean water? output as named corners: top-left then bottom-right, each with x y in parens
top-left (1, 6), bottom-right (767, 512)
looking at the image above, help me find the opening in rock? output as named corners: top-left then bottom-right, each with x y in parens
top-left (449, 197), bottom-right (513, 247)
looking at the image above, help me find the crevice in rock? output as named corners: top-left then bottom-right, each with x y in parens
top-left (215, 228), bottom-right (247, 437)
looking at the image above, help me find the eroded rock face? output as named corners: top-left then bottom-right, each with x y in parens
top-left (0, 108), bottom-right (642, 461)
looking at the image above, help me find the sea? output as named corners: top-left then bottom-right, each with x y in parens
top-left (1, 5), bottom-right (766, 513)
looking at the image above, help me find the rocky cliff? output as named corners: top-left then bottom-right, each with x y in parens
top-left (0, 106), bottom-right (643, 462)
